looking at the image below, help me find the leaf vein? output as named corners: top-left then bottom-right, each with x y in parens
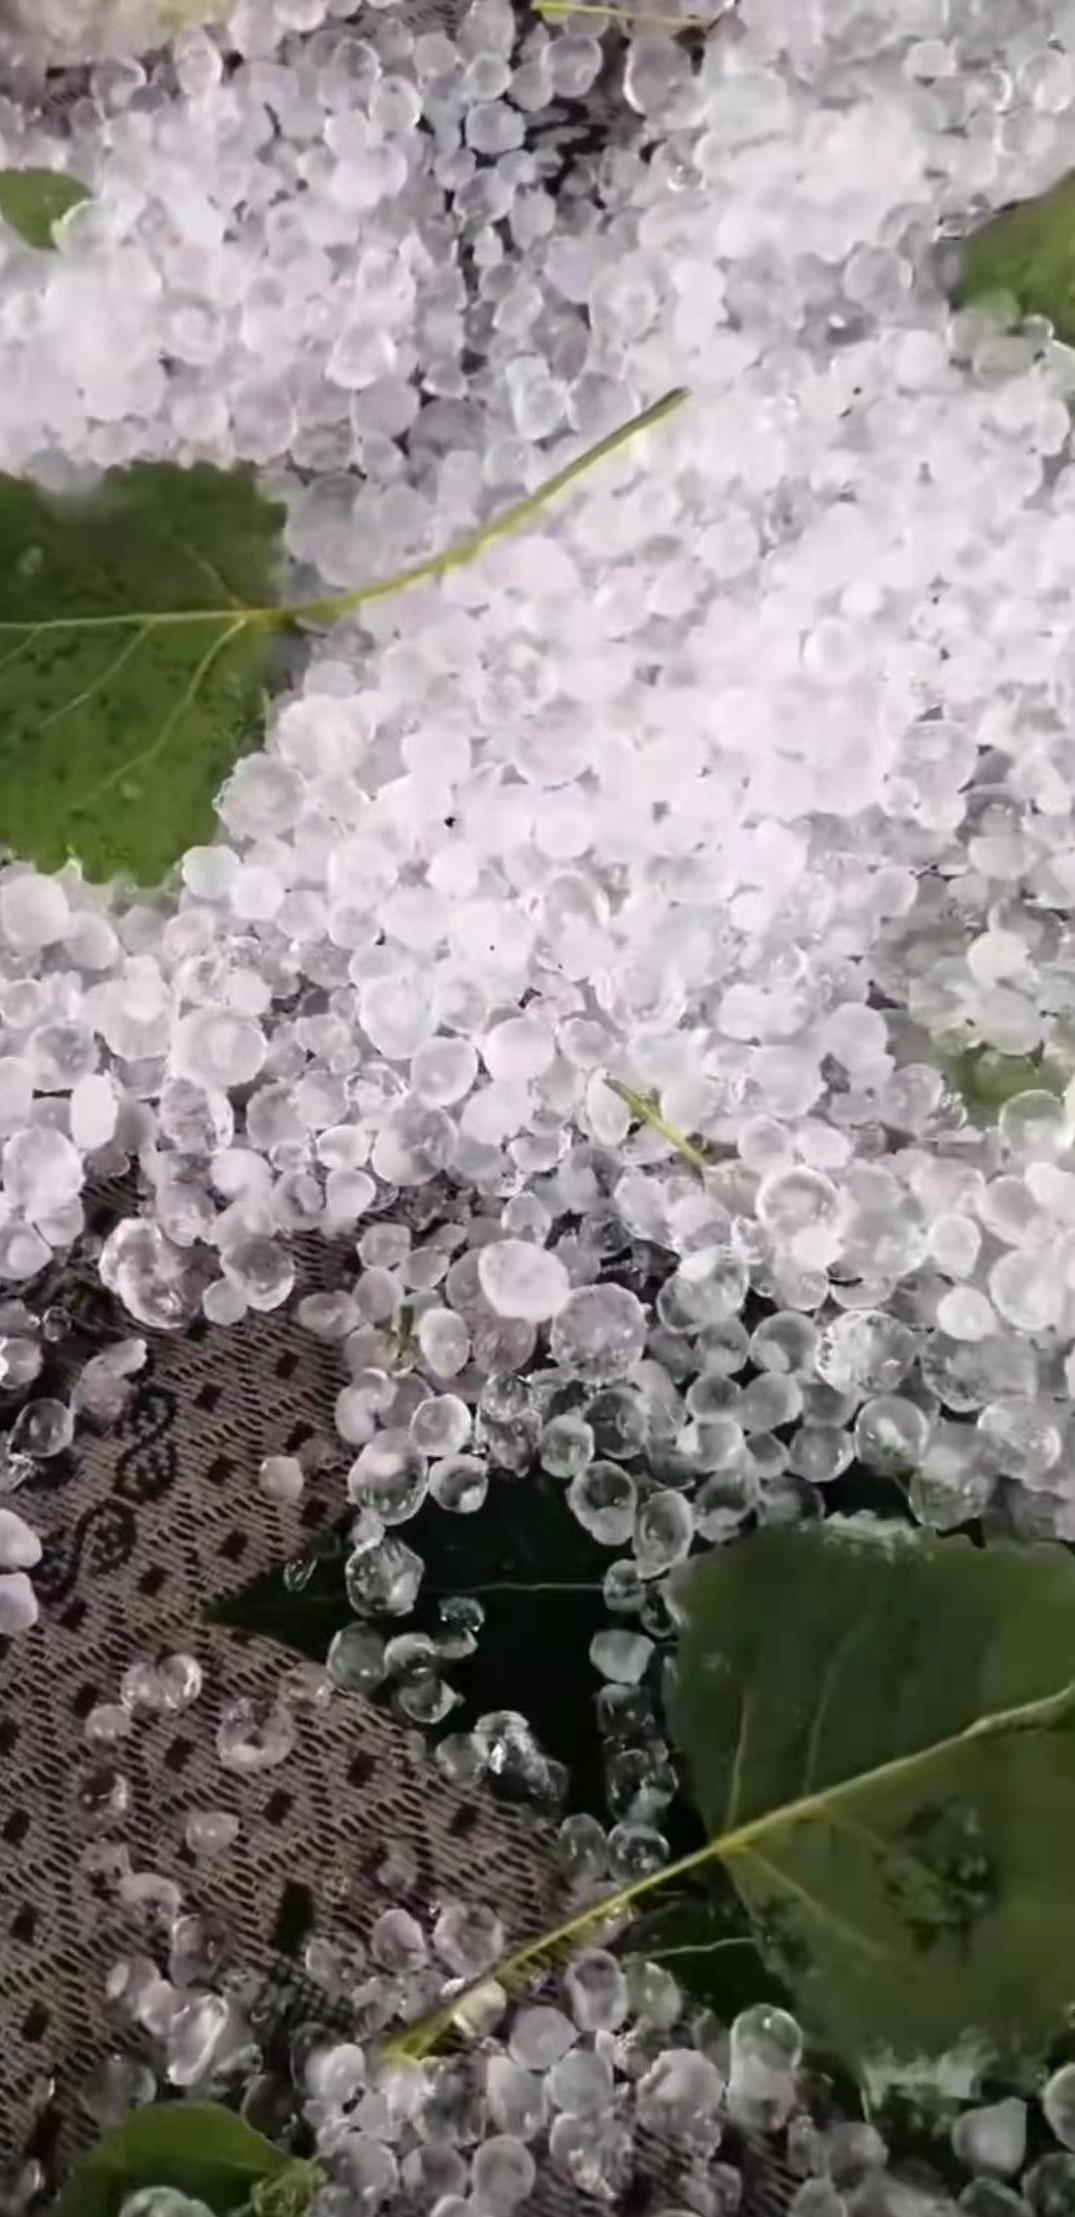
top-left (72, 617), bottom-right (246, 823)
top-left (725, 1686), bottom-right (751, 1830)
top-left (800, 1602), bottom-right (881, 1798)
top-left (36, 622), bottom-right (152, 735)
top-left (164, 528), bottom-right (246, 611)
top-left (386, 1671), bottom-right (1075, 2060)
top-left (736, 1843), bottom-right (891, 1964)
top-left (0, 623), bottom-right (41, 677)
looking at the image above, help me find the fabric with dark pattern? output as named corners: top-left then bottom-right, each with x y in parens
top-left (0, 1258), bottom-right (567, 2188)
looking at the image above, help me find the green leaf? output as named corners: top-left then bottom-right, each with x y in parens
top-left (0, 464), bottom-right (285, 884)
top-left (939, 1043), bottom-right (1066, 1121)
top-left (669, 1523), bottom-right (1075, 2079)
top-left (953, 171), bottom-right (1075, 343)
top-left (251, 2164), bottom-right (325, 2217)
top-left (0, 166), bottom-right (91, 249)
top-left (389, 1525), bottom-right (1075, 2077)
top-left (0, 387), bottom-right (685, 885)
top-left (49, 2101), bottom-right (294, 2217)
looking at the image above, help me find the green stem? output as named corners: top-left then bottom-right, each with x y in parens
top-left (610, 1080), bottom-right (710, 1177)
top-left (641, 1934), bottom-right (759, 1962)
top-left (385, 1671), bottom-right (1075, 2063)
top-left (288, 388), bottom-right (688, 627)
top-left (536, 0), bottom-right (711, 21)
top-left (0, 395), bottom-right (687, 645)
top-left (429, 1579), bottom-right (605, 1596)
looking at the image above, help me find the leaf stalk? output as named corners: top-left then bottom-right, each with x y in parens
top-left (385, 1672), bottom-right (1075, 2061)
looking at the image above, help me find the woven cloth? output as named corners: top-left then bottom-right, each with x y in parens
top-left (0, 1233), bottom-right (796, 2217)
top-left (0, 1237), bottom-right (576, 2185)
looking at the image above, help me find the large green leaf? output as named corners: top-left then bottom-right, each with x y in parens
top-left (669, 1523), bottom-right (1075, 2079)
top-left (0, 389), bottom-right (685, 886)
top-left (0, 464), bottom-right (285, 884)
top-left (390, 1525), bottom-right (1075, 2077)
top-left (953, 170), bottom-right (1075, 343)
top-left (0, 167), bottom-right (91, 249)
top-left (49, 2100), bottom-right (302, 2217)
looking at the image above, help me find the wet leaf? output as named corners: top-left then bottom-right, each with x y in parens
top-left (0, 166), bottom-right (91, 249)
top-left (49, 2100), bottom-right (298, 2217)
top-left (953, 171), bottom-right (1075, 343)
top-left (669, 1522), bottom-right (1075, 2078)
top-left (0, 463), bottom-right (285, 884)
top-left (210, 1535), bottom-right (347, 1661)
top-left (391, 1525), bottom-right (1075, 2075)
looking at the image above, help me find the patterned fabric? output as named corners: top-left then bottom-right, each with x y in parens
top-left (0, 1261), bottom-right (563, 2187)
top-left (0, 1228), bottom-right (796, 2216)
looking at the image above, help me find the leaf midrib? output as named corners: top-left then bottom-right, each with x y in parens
top-left (388, 1673), bottom-right (1075, 2060)
top-left (672, 1674), bottom-right (1075, 1889)
top-left (0, 608), bottom-right (266, 634)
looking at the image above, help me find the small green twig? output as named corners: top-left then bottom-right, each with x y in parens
top-left (641, 1934), bottom-right (758, 1962)
top-left (536, 0), bottom-right (713, 23)
top-left (292, 388), bottom-right (688, 628)
top-left (610, 1080), bottom-right (710, 1176)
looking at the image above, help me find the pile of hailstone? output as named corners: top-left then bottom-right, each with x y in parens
top-left (5, 0), bottom-right (1075, 1597)
top-left (76, 1862), bottom-right (1075, 2217)
top-left (91, 1896), bottom-right (815, 2212)
top-left (60, 1610), bottom-right (1075, 2217)
top-left (0, 0), bottom-right (228, 66)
